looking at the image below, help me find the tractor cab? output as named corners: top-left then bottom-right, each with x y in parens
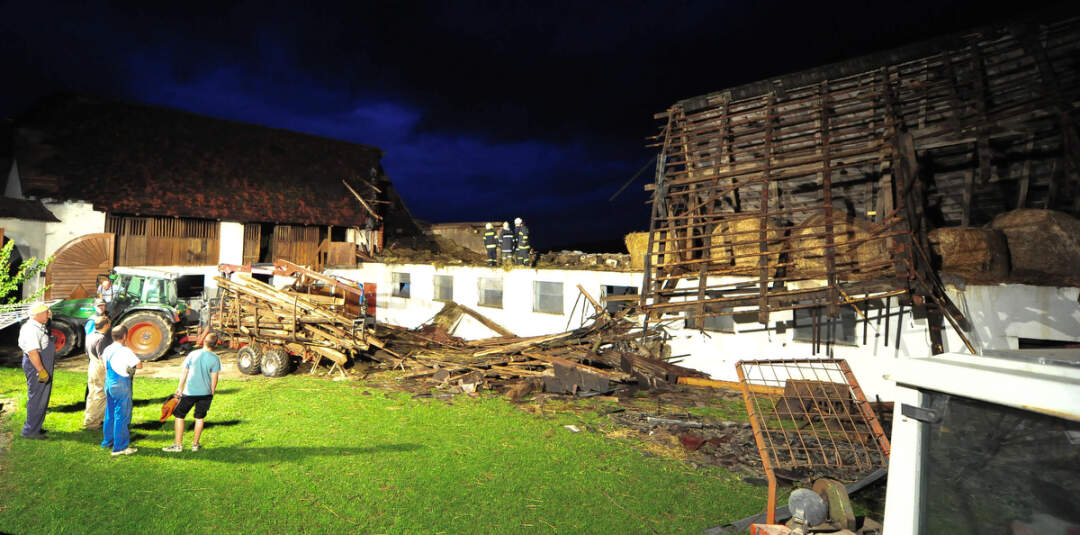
top-left (49, 267), bottom-right (188, 361)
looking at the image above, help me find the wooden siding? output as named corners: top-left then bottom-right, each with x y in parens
top-left (107, 215), bottom-right (219, 266)
top-left (45, 233), bottom-right (114, 300)
top-left (242, 224), bottom-right (261, 265)
top-left (270, 225), bottom-right (321, 267)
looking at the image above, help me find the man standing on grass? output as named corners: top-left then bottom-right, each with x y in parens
top-left (18, 302), bottom-right (54, 440)
top-left (163, 333), bottom-right (221, 453)
top-left (83, 315), bottom-right (111, 430)
top-left (101, 325), bottom-right (142, 456)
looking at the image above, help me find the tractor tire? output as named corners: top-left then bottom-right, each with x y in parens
top-left (260, 347), bottom-right (291, 378)
top-left (236, 346), bottom-right (262, 375)
top-left (119, 312), bottom-right (174, 362)
top-left (50, 320), bottom-right (79, 359)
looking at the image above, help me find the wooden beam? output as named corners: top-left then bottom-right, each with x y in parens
top-left (677, 376), bottom-right (784, 396)
top-left (341, 179), bottom-right (382, 221)
top-left (757, 92), bottom-right (776, 325)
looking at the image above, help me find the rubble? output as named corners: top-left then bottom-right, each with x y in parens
top-left (384, 295), bottom-right (704, 395)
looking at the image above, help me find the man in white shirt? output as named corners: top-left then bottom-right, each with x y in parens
top-left (100, 325), bottom-right (143, 456)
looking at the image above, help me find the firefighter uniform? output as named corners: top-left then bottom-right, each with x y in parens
top-left (515, 221), bottom-right (530, 266)
top-left (499, 224), bottom-right (515, 266)
top-left (483, 224), bottom-right (498, 266)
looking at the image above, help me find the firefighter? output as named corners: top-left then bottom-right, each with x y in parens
top-left (483, 223), bottom-right (498, 266)
top-left (514, 217), bottom-right (530, 266)
top-left (499, 221), bottom-right (515, 266)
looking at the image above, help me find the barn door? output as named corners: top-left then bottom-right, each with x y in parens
top-left (45, 233), bottom-right (115, 300)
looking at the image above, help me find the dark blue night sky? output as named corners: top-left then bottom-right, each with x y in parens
top-left (1, 1), bottom-right (1068, 250)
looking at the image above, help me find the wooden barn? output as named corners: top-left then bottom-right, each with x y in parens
top-left (1, 94), bottom-right (420, 300)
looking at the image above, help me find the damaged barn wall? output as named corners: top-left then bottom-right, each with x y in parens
top-left (329, 263), bottom-right (642, 339)
top-left (641, 17), bottom-right (1080, 354)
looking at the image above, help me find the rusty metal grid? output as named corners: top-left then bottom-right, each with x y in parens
top-left (736, 358), bottom-right (890, 523)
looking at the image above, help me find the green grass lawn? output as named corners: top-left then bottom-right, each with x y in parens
top-left (0, 368), bottom-right (765, 534)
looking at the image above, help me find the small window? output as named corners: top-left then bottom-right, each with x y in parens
top-left (685, 309), bottom-right (735, 332)
top-left (793, 306), bottom-right (857, 344)
top-left (602, 285), bottom-right (638, 315)
top-left (533, 281), bottom-right (564, 314)
top-left (478, 277), bottom-right (502, 308)
top-left (434, 275), bottom-right (453, 302)
top-left (392, 272), bottom-right (411, 298)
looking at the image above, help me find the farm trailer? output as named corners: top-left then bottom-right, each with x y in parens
top-left (209, 261), bottom-right (381, 377)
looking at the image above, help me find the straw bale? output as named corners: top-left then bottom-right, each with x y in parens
top-left (625, 232), bottom-right (653, 271)
top-left (789, 214), bottom-right (890, 280)
top-left (928, 227), bottom-right (1008, 281)
top-left (991, 209), bottom-right (1080, 283)
top-left (710, 217), bottom-right (783, 273)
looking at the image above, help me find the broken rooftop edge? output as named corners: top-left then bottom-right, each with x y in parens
top-left (660, 12), bottom-right (1074, 115)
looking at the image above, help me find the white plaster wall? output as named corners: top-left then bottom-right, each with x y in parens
top-left (218, 222), bottom-right (244, 265)
top-left (328, 264), bottom-right (642, 338)
top-left (944, 283), bottom-right (1080, 350)
top-left (41, 201), bottom-right (106, 256)
top-left (1, 200), bottom-right (105, 299)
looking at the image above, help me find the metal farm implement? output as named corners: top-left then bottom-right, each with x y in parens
top-left (736, 359), bottom-right (891, 526)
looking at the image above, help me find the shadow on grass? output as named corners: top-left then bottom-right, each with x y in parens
top-left (132, 419), bottom-right (243, 431)
top-left (143, 442), bottom-right (426, 462)
top-left (52, 396), bottom-right (165, 413)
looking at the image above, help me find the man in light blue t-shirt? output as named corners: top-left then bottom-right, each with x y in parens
top-left (163, 333), bottom-right (222, 453)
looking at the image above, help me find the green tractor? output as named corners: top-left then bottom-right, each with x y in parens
top-left (49, 267), bottom-right (189, 361)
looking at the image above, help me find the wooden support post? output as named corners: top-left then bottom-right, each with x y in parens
top-left (641, 111), bottom-right (675, 324)
top-left (757, 93), bottom-right (776, 325)
top-left (1017, 134), bottom-right (1035, 209)
top-left (821, 81), bottom-right (837, 317)
top-left (962, 163), bottom-right (975, 227)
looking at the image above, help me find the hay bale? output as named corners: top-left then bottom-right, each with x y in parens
top-left (710, 217), bottom-right (783, 273)
top-left (625, 232), bottom-right (659, 271)
top-left (928, 227), bottom-right (1008, 281)
top-left (789, 214), bottom-right (890, 280)
top-left (991, 209), bottom-right (1080, 283)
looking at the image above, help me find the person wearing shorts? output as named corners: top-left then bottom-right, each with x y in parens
top-left (163, 333), bottom-right (221, 453)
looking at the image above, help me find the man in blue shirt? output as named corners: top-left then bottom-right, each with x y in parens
top-left (162, 333), bottom-right (222, 453)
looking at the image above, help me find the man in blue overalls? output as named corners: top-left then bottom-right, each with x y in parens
top-left (18, 303), bottom-right (55, 439)
top-left (100, 325), bottom-right (143, 456)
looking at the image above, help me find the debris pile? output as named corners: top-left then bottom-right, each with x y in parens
top-left (382, 298), bottom-right (703, 396)
top-left (535, 251), bottom-right (633, 271)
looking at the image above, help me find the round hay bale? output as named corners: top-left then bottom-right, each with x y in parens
top-left (928, 227), bottom-right (1009, 282)
top-left (710, 217), bottom-right (783, 273)
top-left (789, 214), bottom-right (890, 280)
top-left (991, 209), bottom-right (1080, 283)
